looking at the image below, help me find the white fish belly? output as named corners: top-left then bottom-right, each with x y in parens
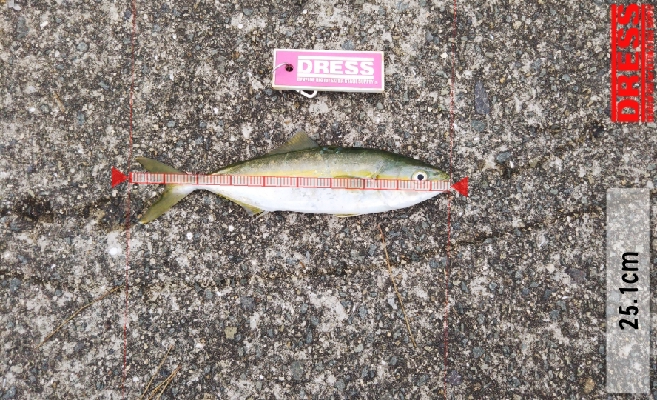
top-left (192, 185), bottom-right (439, 215)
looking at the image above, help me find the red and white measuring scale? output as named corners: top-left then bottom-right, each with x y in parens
top-left (111, 167), bottom-right (469, 196)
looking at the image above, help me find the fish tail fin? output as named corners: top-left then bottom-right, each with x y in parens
top-left (135, 157), bottom-right (191, 224)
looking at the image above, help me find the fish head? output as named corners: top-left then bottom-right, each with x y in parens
top-left (376, 153), bottom-right (449, 183)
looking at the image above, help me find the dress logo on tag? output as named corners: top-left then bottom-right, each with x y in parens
top-left (610, 4), bottom-right (654, 123)
top-left (272, 49), bottom-right (385, 94)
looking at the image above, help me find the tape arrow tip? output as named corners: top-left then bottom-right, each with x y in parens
top-left (111, 167), bottom-right (128, 187)
top-left (451, 177), bottom-right (468, 197)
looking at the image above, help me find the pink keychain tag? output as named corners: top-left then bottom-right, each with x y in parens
top-left (272, 49), bottom-right (384, 97)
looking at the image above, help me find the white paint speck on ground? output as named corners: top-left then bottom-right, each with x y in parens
top-left (107, 232), bottom-right (122, 257)
top-left (308, 101), bottom-right (330, 114)
top-left (308, 292), bottom-right (347, 332)
top-left (387, 293), bottom-right (397, 309)
top-left (106, 2), bottom-right (119, 23)
top-left (250, 313), bottom-right (260, 329)
top-left (241, 123), bottom-right (253, 139)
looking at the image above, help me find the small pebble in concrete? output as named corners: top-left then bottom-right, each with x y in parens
top-left (2, 387), bottom-right (17, 399)
top-left (496, 151), bottom-right (511, 163)
top-left (291, 361), bottom-right (303, 381)
top-left (225, 327), bottom-right (237, 339)
top-left (471, 120), bottom-right (486, 132)
top-left (474, 80), bottom-right (490, 114)
top-left (583, 377), bottom-right (595, 394)
top-left (447, 370), bottom-right (462, 386)
top-left (341, 40), bottom-right (355, 50)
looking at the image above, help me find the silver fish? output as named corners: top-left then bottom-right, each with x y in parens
top-left (136, 132), bottom-right (448, 223)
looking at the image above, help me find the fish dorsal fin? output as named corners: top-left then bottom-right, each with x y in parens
top-left (135, 157), bottom-right (182, 174)
top-left (269, 131), bottom-right (319, 155)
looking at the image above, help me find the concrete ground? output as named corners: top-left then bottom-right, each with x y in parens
top-left (2, 0), bottom-right (656, 399)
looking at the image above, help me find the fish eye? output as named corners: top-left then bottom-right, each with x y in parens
top-left (412, 171), bottom-right (427, 181)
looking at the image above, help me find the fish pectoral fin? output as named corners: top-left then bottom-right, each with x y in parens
top-left (334, 174), bottom-right (378, 180)
top-left (268, 131), bottom-right (319, 155)
top-left (217, 194), bottom-right (264, 216)
top-left (140, 186), bottom-right (189, 224)
top-left (333, 172), bottom-right (381, 179)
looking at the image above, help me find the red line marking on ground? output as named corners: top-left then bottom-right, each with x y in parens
top-left (122, 0), bottom-right (137, 398)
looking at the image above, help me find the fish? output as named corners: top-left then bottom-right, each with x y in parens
top-left (136, 132), bottom-right (449, 223)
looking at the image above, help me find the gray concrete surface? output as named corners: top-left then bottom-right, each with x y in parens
top-left (2, 0), bottom-right (656, 399)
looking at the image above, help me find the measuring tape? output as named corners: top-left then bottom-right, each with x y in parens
top-left (112, 167), bottom-right (468, 195)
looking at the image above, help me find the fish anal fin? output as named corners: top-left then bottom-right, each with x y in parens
top-left (268, 131), bottom-right (319, 155)
top-left (237, 202), bottom-right (264, 216)
top-left (255, 211), bottom-right (271, 220)
top-left (335, 213), bottom-right (360, 218)
top-left (216, 193), bottom-right (264, 216)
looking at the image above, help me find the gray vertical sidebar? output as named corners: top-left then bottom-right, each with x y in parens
top-left (606, 189), bottom-right (650, 393)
